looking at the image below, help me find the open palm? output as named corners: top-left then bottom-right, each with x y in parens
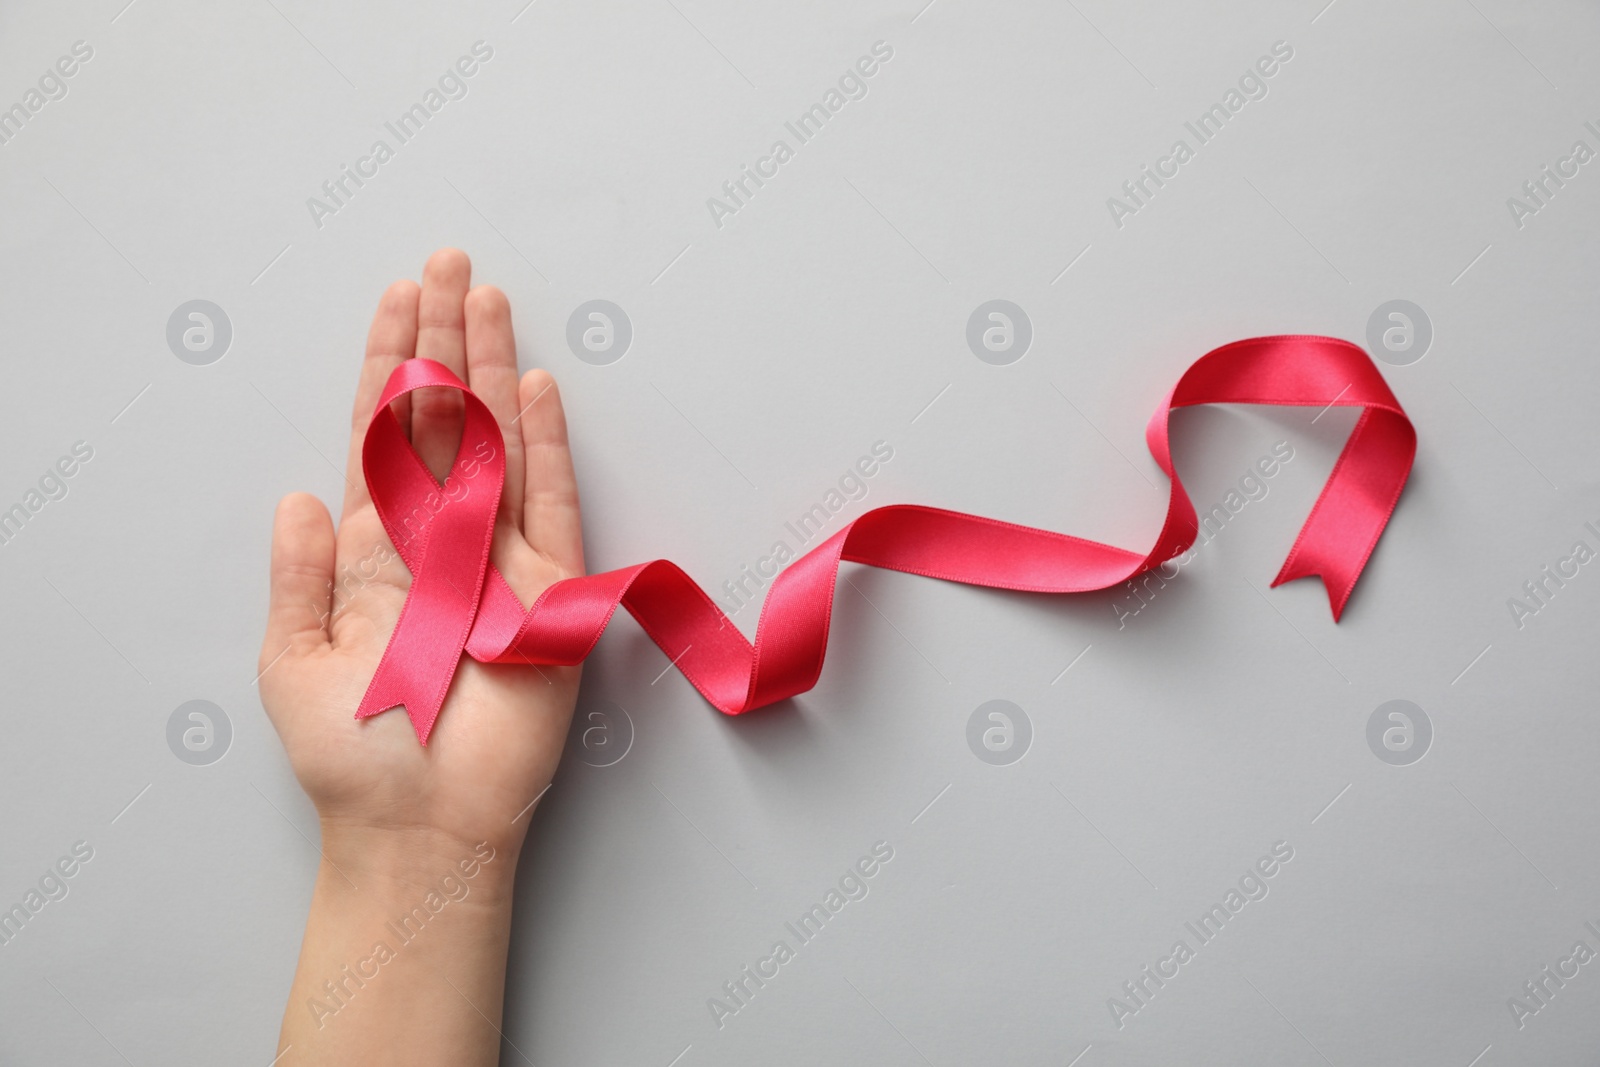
top-left (258, 249), bottom-right (584, 858)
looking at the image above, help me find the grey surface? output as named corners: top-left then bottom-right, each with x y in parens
top-left (1, 0), bottom-right (1597, 1064)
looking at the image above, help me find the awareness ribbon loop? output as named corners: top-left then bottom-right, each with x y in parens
top-left (357, 335), bottom-right (1415, 744)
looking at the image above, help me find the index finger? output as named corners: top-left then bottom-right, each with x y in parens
top-left (341, 279), bottom-right (420, 522)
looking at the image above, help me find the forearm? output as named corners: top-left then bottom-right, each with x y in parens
top-left (276, 826), bottom-right (519, 1066)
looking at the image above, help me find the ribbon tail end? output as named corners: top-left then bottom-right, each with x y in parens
top-left (356, 685), bottom-right (444, 746)
top-left (1269, 565), bottom-right (1354, 624)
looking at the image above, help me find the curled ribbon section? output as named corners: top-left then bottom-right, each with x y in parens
top-left (358, 335), bottom-right (1415, 743)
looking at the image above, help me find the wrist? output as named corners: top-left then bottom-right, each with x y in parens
top-left (316, 819), bottom-right (519, 909)
top-left (284, 817), bottom-right (520, 1060)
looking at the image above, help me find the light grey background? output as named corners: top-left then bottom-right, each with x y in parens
top-left (1, 0), bottom-right (1597, 1064)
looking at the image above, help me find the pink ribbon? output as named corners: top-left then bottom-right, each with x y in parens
top-left (357, 335), bottom-right (1415, 743)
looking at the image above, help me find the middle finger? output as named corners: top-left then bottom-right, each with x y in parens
top-left (411, 248), bottom-right (472, 480)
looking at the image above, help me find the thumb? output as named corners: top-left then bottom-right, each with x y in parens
top-left (261, 492), bottom-right (335, 677)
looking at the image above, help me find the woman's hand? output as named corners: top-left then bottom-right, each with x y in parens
top-left (260, 246), bottom-right (583, 862)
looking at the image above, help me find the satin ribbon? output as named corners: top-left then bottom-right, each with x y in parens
top-left (356, 335), bottom-right (1415, 743)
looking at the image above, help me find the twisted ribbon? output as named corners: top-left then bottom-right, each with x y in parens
top-left (356, 335), bottom-right (1415, 743)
